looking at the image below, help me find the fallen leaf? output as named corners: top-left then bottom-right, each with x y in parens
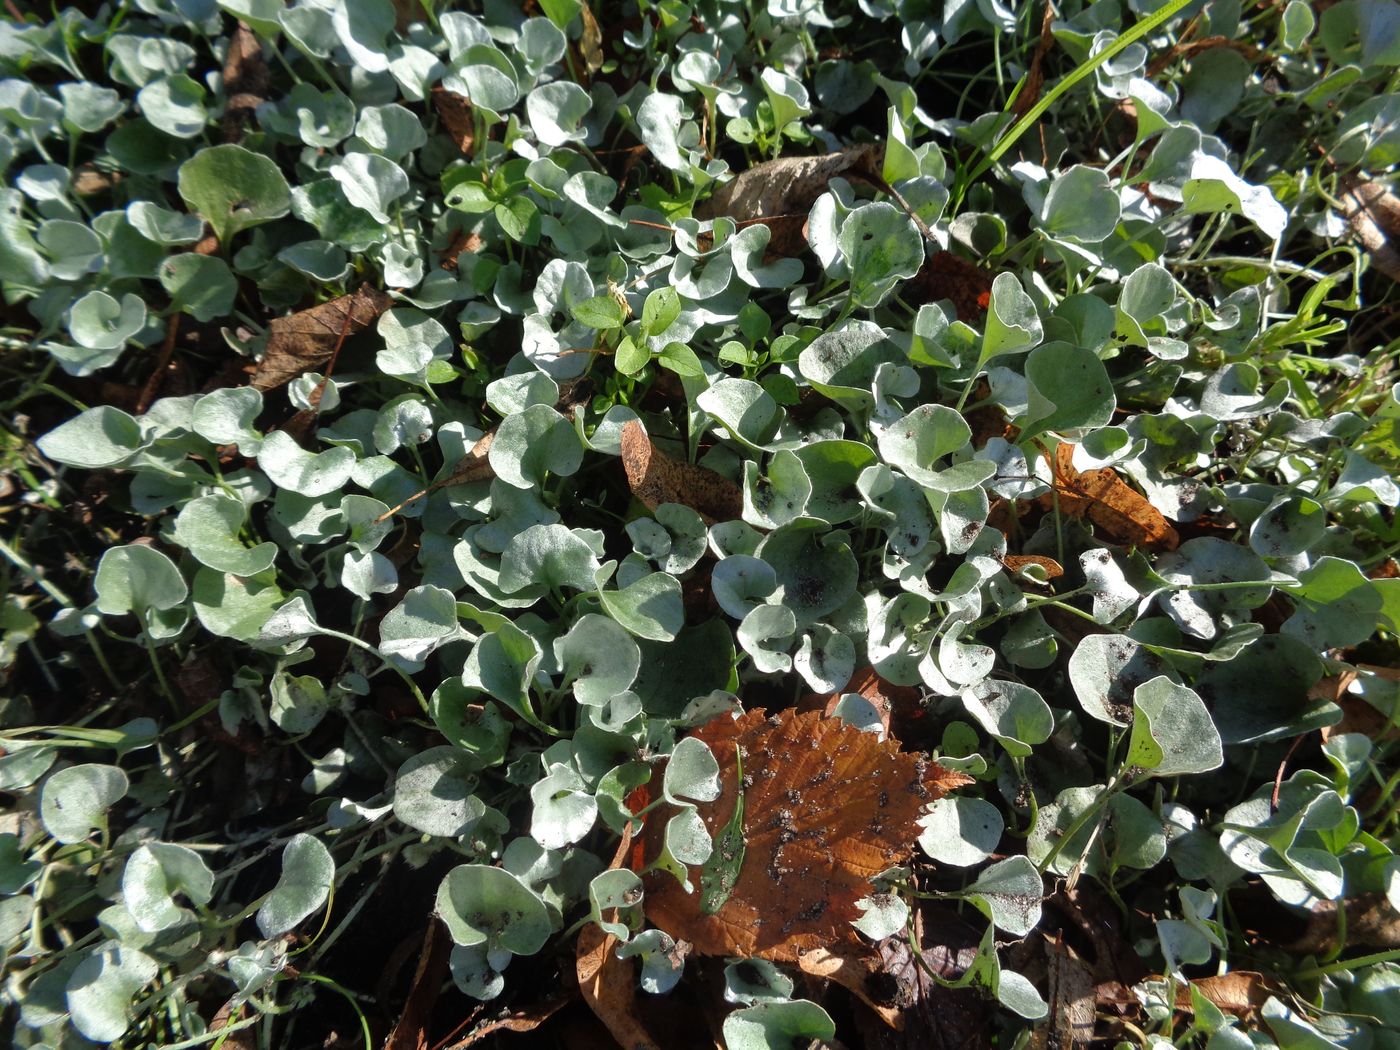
top-left (904, 250), bottom-right (993, 323)
top-left (1040, 443), bottom-right (1179, 552)
top-left (72, 163), bottom-right (119, 196)
top-left (1010, 4), bottom-right (1057, 122)
top-left (1029, 935), bottom-right (1094, 1050)
top-left (848, 905), bottom-right (990, 1050)
top-left (1288, 891), bottom-right (1400, 955)
top-left (634, 708), bottom-right (972, 962)
top-left (433, 87), bottom-right (475, 154)
top-left (251, 284), bottom-right (393, 391)
top-left (221, 21), bottom-right (267, 143)
top-left (1339, 176), bottom-right (1400, 285)
top-left (439, 229), bottom-right (484, 271)
top-left (696, 143), bottom-right (885, 223)
top-left (1000, 554), bottom-right (1064, 581)
top-left (620, 420), bottom-right (743, 524)
top-left (798, 665), bottom-right (924, 737)
top-left (441, 998), bottom-right (570, 1050)
top-left (797, 947), bottom-right (901, 1028)
top-left (383, 920), bottom-right (453, 1050)
top-left (577, 824), bottom-right (663, 1050)
top-left (578, 3), bottom-right (604, 74)
top-left (1173, 971), bottom-right (1278, 1022)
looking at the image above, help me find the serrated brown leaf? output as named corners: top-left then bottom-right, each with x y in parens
top-left (695, 143), bottom-right (884, 223)
top-left (251, 284), bottom-right (393, 392)
top-left (433, 87), bottom-right (475, 154)
top-left (633, 708), bottom-right (972, 962)
top-left (620, 420), bottom-right (742, 524)
top-left (1040, 443), bottom-right (1179, 552)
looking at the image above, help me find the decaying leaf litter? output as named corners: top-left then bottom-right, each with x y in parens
top-left (5, 1), bottom-right (1400, 1049)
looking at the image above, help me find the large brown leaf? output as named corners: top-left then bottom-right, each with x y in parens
top-left (251, 284), bottom-right (393, 391)
top-left (620, 421), bottom-right (742, 523)
top-left (633, 708), bottom-right (972, 961)
top-left (1039, 443), bottom-right (1179, 552)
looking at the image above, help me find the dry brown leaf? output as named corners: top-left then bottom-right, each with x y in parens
top-left (1040, 443), bottom-right (1180, 552)
top-left (904, 250), bottom-right (993, 323)
top-left (439, 229), bottom-right (484, 271)
top-left (72, 163), bottom-right (119, 196)
top-left (442, 998), bottom-right (570, 1050)
top-left (383, 920), bottom-right (452, 1050)
top-left (576, 824), bottom-right (662, 1050)
top-left (578, 3), bottom-right (604, 74)
top-left (1029, 935), bottom-right (1094, 1050)
top-left (620, 420), bottom-right (743, 523)
top-left (797, 947), bottom-right (902, 1028)
top-left (1000, 554), bottom-right (1064, 581)
top-left (221, 22), bottom-right (267, 143)
top-left (632, 708), bottom-right (972, 962)
top-left (373, 430), bottom-right (496, 523)
top-left (1173, 972), bottom-right (1278, 1022)
top-left (1010, 4), bottom-right (1057, 122)
top-left (798, 665), bottom-right (924, 737)
top-left (1289, 891), bottom-right (1400, 955)
top-left (251, 284), bottom-right (393, 391)
top-left (433, 87), bottom-right (475, 154)
top-left (695, 143), bottom-right (884, 223)
top-left (1339, 176), bottom-right (1400, 284)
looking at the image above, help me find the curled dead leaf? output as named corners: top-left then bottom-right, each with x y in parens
top-left (1040, 443), bottom-right (1179, 552)
top-left (440, 229), bottom-right (485, 271)
top-left (620, 420), bottom-right (743, 524)
top-left (251, 284), bottom-right (393, 392)
top-left (633, 708), bottom-right (972, 962)
top-left (1000, 554), bottom-right (1064, 581)
top-left (578, 3), bottom-right (604, 74)
top-left (696, 143), bottom-right (884, 223)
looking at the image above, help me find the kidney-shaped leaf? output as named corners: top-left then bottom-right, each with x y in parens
top-left (436, 863), bottom-right (552, 956)
top-left (256, 833), bottom-right (334, 938)
top-left (1126, 676), bottom-right (1224, 778)
top-left (40, 763), bottom-right (129, 844)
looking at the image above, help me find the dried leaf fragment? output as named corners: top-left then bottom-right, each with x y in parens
top-left (576, 824), bottom-right (662, 1050)
top-left (1040, 443), bottom-right (1179, 552)
top-left (634, 708), bottom-right (972, 962)
top-left (1339, 176), bottom-right (1400, 285)
top-left (383, 920), bottom-right (452, 1050)
top-left (1173, 971), bottom-right (1278, 1022)
top-left (620, 420), bottom-right (742, 523)
top-left (221, 22), bottom-right (268, 143)
top-left (251, 284), bottom-right (393, 391)
top-left (433, 87), bottom-right (475, 154)
top-left (696, 143), bottom-right (884, 223)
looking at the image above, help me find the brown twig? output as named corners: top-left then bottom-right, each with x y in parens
top-left (1270, 732), bottom-right (1308, 812)
top-left (136, 314), bottom-right (181, 414)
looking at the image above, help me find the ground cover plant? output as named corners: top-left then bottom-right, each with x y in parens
top-left (3, 0), bottom-right (1400, 1047)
